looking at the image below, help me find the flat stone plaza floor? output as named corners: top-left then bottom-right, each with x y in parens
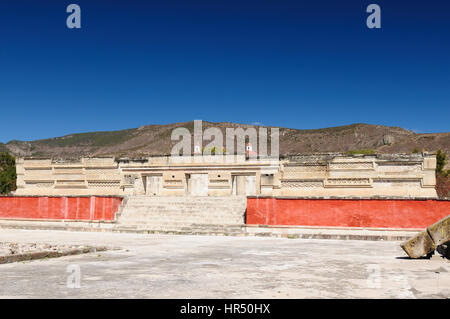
top-left (0, 229), bottom-right (448, 299)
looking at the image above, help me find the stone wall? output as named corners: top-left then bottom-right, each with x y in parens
top-left (14, 153), bottom-right (438, 198)
top-left (0, 196), bottom-right (122, 221)
top-left (276, 154), bottom-right (437, 198)
top-left (247, 197), bottom-right (450, 229)
top-left (15, 157), bottom-right (121, 196)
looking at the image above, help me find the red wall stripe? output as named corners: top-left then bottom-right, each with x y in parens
top-left (0, 196), bottom-right (123, 221)
top-left (247, 198), bottom-right (450, 229)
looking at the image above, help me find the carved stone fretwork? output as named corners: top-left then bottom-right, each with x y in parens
top-left (325, 178), bottom-right (371, 188)
top-left (329, 162), bottom-right (373, 170)
top-left (283, 165), bottom-right (326, 172)
top-left (372, 178), bottom-right (422, 187)
top-left (377, 163), bottom-right (422, 172)
top-left (25, 182), bottom-right (54, 188)
top-left (281, 179), bottom-right (324, 188)
top-left (85, 168), bottom-right (118, 175)
top-left (54, 180), bottom-right (87, 189)
top-left (87, 181), bottom-right (120, 188)
top-left (53, 168), bottom-right (83, 175)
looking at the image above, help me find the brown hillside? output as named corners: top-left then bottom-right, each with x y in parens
top-left (4, 121), bottom-right (450, 158)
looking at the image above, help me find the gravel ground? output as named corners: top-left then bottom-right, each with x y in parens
top-left (0, 229), bottom-right (448, 298)
top-left (0, 242), bottom-right (99, 257)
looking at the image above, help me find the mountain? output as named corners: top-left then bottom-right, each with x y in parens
top-left (3, 121), bottom-right (450, 158)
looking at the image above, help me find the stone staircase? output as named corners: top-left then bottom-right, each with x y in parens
top-left (116, 196), bottom-right (247, 234)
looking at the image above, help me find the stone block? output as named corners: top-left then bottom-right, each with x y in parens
top-left (426, 215), bottom-right (450, 246)
top-left (401, 231), bottom-right (435, 258)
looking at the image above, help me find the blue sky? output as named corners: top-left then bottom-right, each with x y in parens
top-left (0, 0), bottom-right (449, 142)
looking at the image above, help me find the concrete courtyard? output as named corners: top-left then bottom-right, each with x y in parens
top-left (0, 229), bottom-right (448, 299)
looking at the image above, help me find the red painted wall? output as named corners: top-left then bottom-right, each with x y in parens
top-left (0, 196), bottom-right (123, 221)
top-left (247, 197), bottom-right (450, 229)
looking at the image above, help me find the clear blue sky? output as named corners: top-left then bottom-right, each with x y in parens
top-left (0, 0), bottom-right (449, 142)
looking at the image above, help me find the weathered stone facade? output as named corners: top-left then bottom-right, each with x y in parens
top-left (278, 154), bottom-right (437, 197)
top-left (14, 153), bottom-right (438, 198)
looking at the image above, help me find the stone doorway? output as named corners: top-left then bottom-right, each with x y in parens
top-left (232, 175), bottom-right (256, 196)
top-left (186, 174), bottom-right (208, 196)
top-left (145, 175), bottom-right (162, 196)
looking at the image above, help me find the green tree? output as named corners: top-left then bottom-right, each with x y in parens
top-left (436, 149), bottom-right (447, 175)
top-left (0, 152), bottom-right (16, 194)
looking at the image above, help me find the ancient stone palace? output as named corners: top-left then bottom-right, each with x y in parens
top-left (14, 153), bottom-right (438, 198)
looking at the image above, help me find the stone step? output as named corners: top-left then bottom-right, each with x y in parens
top-left (125, 203), bottom-right (245, 208)
top-left (124, 202), bottom-right (245, 206)
top-left (121, 203), bottom-right (246, 209)
top-left (120, 217), bottom-right (243, 221)
top-left (117, 195), bottom-right (247, 232)
top-left (119, 220), bottom-right (245, 227)
top-left (119, 210), bottom-right (244, 216)
top-left (121, 206), bottom-right (245, 212)
top-left (126, 201), bottom-right (246, 205)
top-left (129, 195), bottom-right (246, 199)
top-left (120, 219), bottom-right (242, 225)
top-left (187, 225), bottom-right (245, 231)
top-left (127, 199), bottom-right (245, 203)
top-left (126, 205), bottom-right (246, 209)
top-left (125, 206), bottom-right (245, 210)
top-left (120, 212), bottom-right (244, 218)
top-left (127, 197), bottom-right (246, 203)
top-left (122, 208), bottom-right (243, 213)
top-left (124, 224), bottom-right (246, 234)
top-left (118, 211), bottom-right (244, 218)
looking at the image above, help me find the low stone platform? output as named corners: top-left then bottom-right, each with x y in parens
top-left (0, 219), bottom-right (419, 241)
